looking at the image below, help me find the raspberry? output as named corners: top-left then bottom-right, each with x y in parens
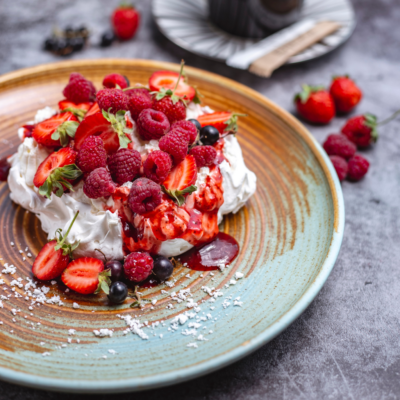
top-left (76, 136), bottom-right (107, 174)
top-left (128, 177), bottom-right (162, 214)
top-left (348, 154), bottom-right (370, 181)
top-left (62, 73), bottom-right (97, 103)
top-left (329, 155), bottom-right (348, 181)
top-left (97, 88), bottom-right (129, 114)
top-left (171, 120), bottom-right (198, 144)
top-left (126, 88), bottom-right (153, 120)
top-left (159, 131), bottom-right (189, 164)
top-left (83, 167), bottom-right (116, 199)
top-left (108, 148), bottom-right (141, 185)
top-left (323, 134), bottom-right (357, 159)
top-left (152, 97), bottom-right (186, 124)
top-left (143, 150), bottom-right (172, 183)
top-left (189, 146), bottom-right (217, 168)
top-left (102, 73), bottom-right (129, 89)
top-left (124, 252), bottom-right (153, 282)
top-left (137, 109), bottom-right (170, 140)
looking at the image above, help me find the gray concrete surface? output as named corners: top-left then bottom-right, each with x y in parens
top-left (0, 0), bottom-right (400, 399)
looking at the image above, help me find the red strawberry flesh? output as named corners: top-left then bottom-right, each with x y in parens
top-left (163, 155), bottom-right (197, 191)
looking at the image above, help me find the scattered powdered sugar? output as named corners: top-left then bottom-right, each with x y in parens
top-left (93, 329), bottom-right (113, 338)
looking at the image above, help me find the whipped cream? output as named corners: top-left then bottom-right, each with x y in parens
top-left (8, 105), bottom-right (256, 259)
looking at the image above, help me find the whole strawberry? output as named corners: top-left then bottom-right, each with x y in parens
top-left (330, 75), bottom-right (362, 113)
top-left (112, 4), bottom-right (140, 41)
top-left (294, 85), bottom-right (335, 124)
top-left (341, 114), bottom-right (377, 147)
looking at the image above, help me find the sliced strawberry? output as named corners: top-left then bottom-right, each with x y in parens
top-left (162, 155), bottom-right (197, 206)
top-left (32, 211), bottom-right (80, 280)
top-left (197, 112), bottom-right (233, 134)
top-left (58, 99), bottom-right (93, 111)
top-left (86, 102), bottom-right (100, 117)
top-left (33, 112), bottom-right (79, 148)
top-left (61, 257), bottom-right (111, 295)
top-left (149, 70), bottom-right (195, 101)
top-left (99, 129), bottom-right (121, 154)
top-left (74, 112), bottom-right (115, 151)
top-left (33, 147), bottom-right (81, 199)
top-left (32, 240), bottom-right (69, 280)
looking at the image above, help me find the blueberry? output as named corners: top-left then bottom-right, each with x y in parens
top-left (78, 26), bottom-right (89, 38)
top-left (108, 281), bottom-right (128, 304)
top-left (105, 260), bottom-right (123, 282)
top-left (153, 256), bottom-right (174, 282)
top-left (100, 31), bottom-right (115, 47)
top-left (64, 26), bottom-right (74, 36)
top-left (188, 119), bottom-right (201, 132)
top-left (43, 37), bottom-right (57, 51)
top-left (200, 125), bottom-right (220, 145)
top-left (69, 37), bottom-right (85, 51)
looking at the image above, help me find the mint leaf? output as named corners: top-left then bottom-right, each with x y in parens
top-left (161, 185), bottom-right (197, 206)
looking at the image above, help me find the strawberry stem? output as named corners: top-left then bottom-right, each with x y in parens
top-left (377, 109), bottom-right (400, 126)
top-left (172, 60), bottom-right (185, 95)
top-left (57, 211), bottom-right (79, 248)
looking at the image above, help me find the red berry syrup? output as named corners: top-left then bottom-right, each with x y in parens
top-left (178, 232), bottom-right (239, 271)
top-left (0, 157), bottom-right (11, 181)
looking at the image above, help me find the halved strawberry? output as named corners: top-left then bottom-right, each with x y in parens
top-left (162, 155), bottom-right (197, 206)
top-left (58, 99), bottom-right (93, 111)
top-left (149, 70), bottom-right (196, 101)
top-left (85, 102), bottom-right (100, 117)
top-left (33, 112), bottom-right (79, 148)
top-left (33, 147), bottom-right (82, 199)
top-left (61, 257), bottom-right (111, 295)
top-left (74, 112), bottom-right (115, 151)
top-left (32, 211), bottom-right (80, 280)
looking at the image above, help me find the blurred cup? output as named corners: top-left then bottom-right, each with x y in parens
top-left (208, 0), bottom-right (304, 38)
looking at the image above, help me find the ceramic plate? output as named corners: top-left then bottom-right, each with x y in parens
top-left (0, 59), bottom-right (344, 393)
top-left (152, 0), bottom-right (356, 65)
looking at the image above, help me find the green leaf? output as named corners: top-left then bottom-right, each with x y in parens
top-left (95, 269), bottom-right (112, 294)
top-left (51, 121), bottom-right (79, 147)
top-left (193, 87), bottom-right (203, 105)
top-left (60, 107), bottom-right (87, 122)
top-left (294, 84), bottom-right (325, 104)
top-left (52, 211), bottom-right (80, 256)
top-left (363, 113), bottom-right (378, 142)
top-left (161, 185), bottom-right (197, 206)
top-left (38, 179), bottom-right (51, 199)
top-left (223, 113), bottom-right (247, 133)
top-left (102, 109), bottom-right (132, 149)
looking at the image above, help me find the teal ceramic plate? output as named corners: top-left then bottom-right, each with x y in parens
top-left (0, 60), bottom-right (344, 393)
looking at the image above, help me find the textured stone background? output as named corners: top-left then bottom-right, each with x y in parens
top-left (0, 0), bottom-right (400, 399)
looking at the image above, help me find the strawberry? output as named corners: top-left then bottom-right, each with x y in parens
top-left (58, 100), bottom-right (93, 111)
top-left (86, 102), bottom-right (101, 117)
top-left (162, 155), bottom-right (197, 206)
top-left (61, 257), bottom-right (111, 295)
top-left (33, 112), bottom-right (79, 148)
top-left (149, 62), bottom-right (196, 102)
top-left (197, 112), bottom-right (246, 134)
top-left (329, 75), bottom-right (362, 113)
top-left (294, 85), bottom-right (336, 124)
top-left (112, 4), bottom-right (140, 41)
top-left (74, 110), bottom-right (132, 153)
top-left (32, 211), bottom-right (80, 280)
top-left (33, 147), bottom-right (82, 199)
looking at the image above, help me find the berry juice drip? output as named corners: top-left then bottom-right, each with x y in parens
top-left (0, 157), bottom-right (11, 181)
top-left (178, 232), bottom-right (239, 271)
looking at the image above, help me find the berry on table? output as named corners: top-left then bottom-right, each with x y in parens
top-left (347, 154), bottom-right (370, 181)
top-left (124, 252), bottom-right (153, 282)
top-left (102, 73), bottom-right (129, 89)
top-left (171, 120), bottom-right (198, 144)
top-left (112, 4), bottom-right (140, 41)
top-left (323, 134), bottom-right (356, 159)
top-left (152, 255), bottom-right (174, 281)
top-left (330, 75), bottom-right (362, 113)
top-left (159, 130), bottom-right (189, 164)
top-left (200, 125), bottom-right (220, 145)
top-left (329, 155), bottom-right (348, 181)
top-left (341, 114), bottom-right (377, 147)
top-left (189, 145), bottom-right (217, 168)
top-left (126, 88), bottom-right (153, 120)
top-left (61, 257), bottom-right (111, 295)
top-left (143, 150), bottom-right (172, 183)
top-left (83, 167), bottom-right (116, 199)
top-left (107, 148), bottom-right (141, 185)
top-left (128, 177), bottom-right (162, 215)
top-left (97, 88), bottom-right (129, 113)
top-left (294, 84), bottom-right (336, 124)
top-left (63, 73), bottom-right (97, 104)
top-left (100, 31), bottom-right (115, 47)
top-left (32, 211), bottom-right (80, 280)
top-left (76, 136), bottom-right (107, 174)
top-left (137, 109), bottom-right (170, 140)
top-left (108, 281), bottom-right (128, 304)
